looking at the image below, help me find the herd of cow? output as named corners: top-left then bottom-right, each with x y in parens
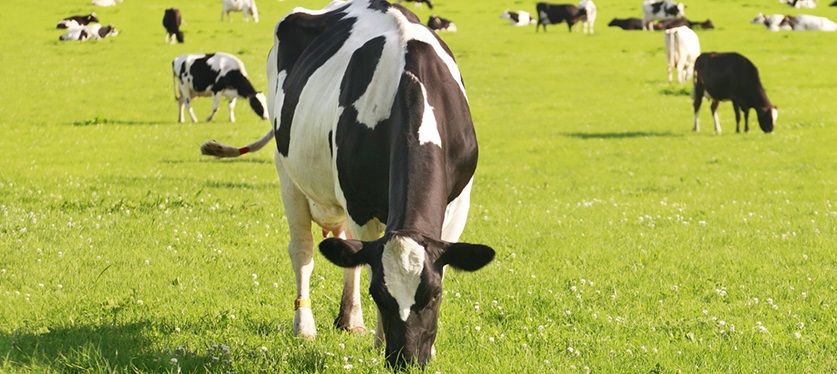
top-left (50, 0), bottom-right (832, 368)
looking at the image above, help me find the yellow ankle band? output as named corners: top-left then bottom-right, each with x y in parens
top-left (294, 298), bottom-right (311, 310)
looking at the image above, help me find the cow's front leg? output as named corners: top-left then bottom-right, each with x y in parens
top-left (710, 100), bottom-right (722, 134)
top-left (207, 94), bottom-right (221, 122)
top-left (743, 110), bottom-right (750, 133)
top-left (178, 99), bottom-right (186, 123)
top-left (184, 98), bottom-right (199, 123)
top-left (228, 97), bottom-right (237, 123)
top-left (334, 266), bottom-right (365, 333)
top-left (277, 152), bottom-right (317, 339)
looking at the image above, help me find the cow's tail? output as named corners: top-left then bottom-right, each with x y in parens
top-left (201, 129), bottom-right (274, 158)
top-left (172, 66), bottom-right (181, 101)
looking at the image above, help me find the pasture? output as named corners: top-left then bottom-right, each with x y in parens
top-left (2, 0), bottom-right (836, 372)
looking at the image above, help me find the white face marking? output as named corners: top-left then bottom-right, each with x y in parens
top-left (381, 237), bottom-right (425, 322)
top-left (771, 107), bottom-right (778, 124)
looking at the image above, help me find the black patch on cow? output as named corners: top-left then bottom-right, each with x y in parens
top-left (187, 54), bottom-right (219, 92)
top-left (274, 6), bottom-right (354, 157)
top-left (367, 0), bottom-right (390, 13)
top-left (651, 2), bottom-right (664, 14)
top-left (98, 25), bottom-right (113, 38)
top-left (339, 36), bottom-right (386, 107)
top-left (249, 95), bottom-right (265, 118)
top-left (79, 30), bottom-right (89, 40)
top-left (509, 12), bottom-right (520, 23)
top-left (327, 130), bottom-right (334, 156)
top-left (215, 69), bottom-right (257, 96)
top-left (390, 3), bottom-right (424, 25)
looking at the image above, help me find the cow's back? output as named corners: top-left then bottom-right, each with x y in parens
top-left (695, 52), bottom-right (762, 102)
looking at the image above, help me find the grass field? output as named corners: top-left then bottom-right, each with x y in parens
top-left (2, 0), bottom-right (837, 372)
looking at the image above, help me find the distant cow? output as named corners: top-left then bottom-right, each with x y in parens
top-left (163, 8), bottom-right (184, 44)
top-left (500, 10), bottom-right (537, 26)
top-left (57, 13), bottom-right (98, 29)
top-left (831, 0), bottom-right (837, 6)
top-left (221, 0), bottom-right (259, 23)
top-left (427, 15), bottom-right (456, 31)
top-left (688, 19), bottom-right (714, 29)
top-left (536, 3), bottom-right (584, 32)
top-left (692, 52), bottom-right (777, 134)
top-left (172, 53), bottom-right (268, 123)
top-left (781, 14), bottom-right (837, 30)
top-left (395, 0), bottom-right (434, 9)
top-left (664, 26), bottom-right (700, 84)
top-left (92, 0), bottom-right (122, 6)
top-left (751, 13), bottom-right (793, 31)
top-left (608, 17), bottom-right (644, 30)
top-left (642, 0), bottom-right (685, 30)
top-left (654, 17), bottom-right (690, 29)
top-left (780, 0), bottom-right (817, 8)
top-left (578, 0), bottom-right (597, 33)
top-left (59, 24), bottom-right (118, 41)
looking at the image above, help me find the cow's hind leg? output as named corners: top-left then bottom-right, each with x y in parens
top-left (276, 151), bottom-right (318, 339)
top-left (733, 103), bottom-right (742, 133)
top-left (207, 94), bottom-right (221, 122)
top-left (228, 97), bottom-right (237, 123)
top-left (692, 81), bottom-right (704, 132)
top-left (743, 109), bottom-right (751, 133)
top-left (710, 100), bottom-right (722, 134)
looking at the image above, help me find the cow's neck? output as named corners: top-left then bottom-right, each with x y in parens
top-left (385, 140), bottom-right (447, 239)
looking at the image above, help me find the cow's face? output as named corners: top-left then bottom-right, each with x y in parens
top-left (320, 233), bottom-right (495, 368)
top-left (249, 93), bottom-right (269, 120)
top-left (757, 106), bottom-right (778, 133)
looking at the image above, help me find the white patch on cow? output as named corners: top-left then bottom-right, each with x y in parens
top-left (353, 35), bottom-right (403, 129)
top-left (412, 75), bottom-right (442, 147)
top-left (382, 236), bottom-right (426, 322)
top-left (771, 107), bottom-right (779, 124)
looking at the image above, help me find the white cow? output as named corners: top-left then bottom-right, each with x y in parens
top-left (751, 13), bottom-right (793, 31)
top-left (500, 10), bottom-right (537, 26)
top-left (780, 0), bottom-right (817, 8)
top-left (578, 0), bottom-right (597, 33)
top-left (642, 0), bottom-right (685, 30)
top-left (664, 26), bottom-right (700, 84)
top-left (92, 0), bottom-right (122, 6)
top-left (221, 0), bottom-right (259, 23)
top-left (785, 14), bottom-right (837, 30)
top-left (59, 24), bottom-right (119, 41)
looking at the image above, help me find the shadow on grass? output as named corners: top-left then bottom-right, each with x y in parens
top-left (162, 158), bottom-right (273, 164)
top-left (70, 117), bottom-right (163, 126)
top-left (562, 131), bottom-right (683, 139)
top-left (659, 86), bottom-right (692, 97)
top-left (0, 321), bottom-right (213, 372)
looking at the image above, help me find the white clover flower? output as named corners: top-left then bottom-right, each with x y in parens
top-left (137, 300), bottom-right (144, 305)
top-left (474, 326), bottom-right (481, 331)
top-left (170, 358), bottom-right (178, 365)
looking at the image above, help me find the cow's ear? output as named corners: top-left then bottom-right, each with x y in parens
top-left (319, 238), bottom-right (368, 268)
top-left (438, 243), bottom-right (495, 271)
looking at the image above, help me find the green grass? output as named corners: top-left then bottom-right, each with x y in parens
top-left (2, 0), bottom-right (837, 372)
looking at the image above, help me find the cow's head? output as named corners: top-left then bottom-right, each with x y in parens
top-left (320, 232), bottom-right (495, 368)
top-left (249, 93), bottom-right (269, 120)
top-left (674, 3), bottom-right (686, 17)
top-left (757, 106), bottom-right (778, 133)
top-left (249, 3), bottom-right (259, 23)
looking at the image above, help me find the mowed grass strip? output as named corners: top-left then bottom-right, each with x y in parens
top-left (2, 0), bottom-right (836, 372)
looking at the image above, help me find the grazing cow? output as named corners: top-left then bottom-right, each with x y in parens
top-left (692, 52), bottom-right (777, 134)
top-left (500, 10), bottom-right (537, 26)
top-left (781, 14), bottom-right (837, 30)
top-left (536, 3), bottom-right (584, 32)
top-left (664, 26), bottom-right (700, 84)
top-left (201, 0), bottom-right (495, 368)
top-left (59, 24), bottom-right (118, 41)
top-left (780, 0), bottom-right (817, 8)
top-left (578, 0), bottom-right (597, 33)
top-left (171, 53), bottom-right (268, 123)
top-left (57, 13), bottom-right (98, 29)
top-left (642, 0), bottom-right (686, 30)
top-left (395, 0), bottom-right (434, 9)
top-left (92, 0), bottom-right (122, 6)
top-left (163, 8), bottom-right (184, 44)
top-left (751, 13), bottom-right (793, 31)
top-left (427, 14), bottom-right (456, 31)
top-left (221, 0), bottom-right (259, 23)
top-left (608, 17), bottom-right (644, 30)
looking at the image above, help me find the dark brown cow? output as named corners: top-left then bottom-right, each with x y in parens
top-left (608, 17), bottom-right (643, 30)
top-left (163, 8), bottom-right (184, 44)
top-left (692, 52), bottom-right (778, 134)
top-left (57, 13), bottom-right (99, 28)
top-left (655, 18), bottom-right (715, 30)
top-left (688, 19), bottom-right (715, 29)
top-left (536, 3), bottom-right (585, 32)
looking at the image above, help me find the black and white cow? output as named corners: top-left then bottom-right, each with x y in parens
top-left (500, 10), bottom-right (537, 26)
top-left (780, 0), bottom-right (817, 8)
top-left (427, 14), bottom-right (456, 31)
top-left (536, 3), bottom-right (585, 32)
top-left (751, 13), bottom-right (793, 31)
top-left (57, 13), bottom-right (98, 29)
top-left (781, 14), bottom-right (837, 30)
top-left (163, 8), bottom-right (184, 44)
top-left (221, 0), bottom-right (259, 23)
top-left (642, 0), bottom-right (686, 30)
top-left (59, 24), bottom-right (118, 41)
top-left (201, 0), bottom-right (494, 368)
top-left (692, 52), bottom-right (778, 134)
top-left (172, 53), bottom-right (268, 123)
top-left (608, 17), bottom-right (644, 30)
top-left (577, 0), bottom-right (597, 33)
top-left (395, 0), bottom-right (434, 9)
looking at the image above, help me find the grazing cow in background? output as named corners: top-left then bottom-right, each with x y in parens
top-left (642, 0), bottom-right (685, 30)
top-left (201, 0), bottom-right (495, 368)
top-left (500, 10), bottom-right (537, 26)
top-left (395, 0), bottom-right (434, 9)
top-left (608, 17), bottom-right (644, 30)
top-left (578, 0), bottom-right (597, 33)
top-left (751, 13), bottom-right (793, 31)
top-left (536, 3), bottom-right (584, 32)
top-left (172, 53), bottom-right (268, 123)
top-left (92, 0), bottom-right (122, 6)
top-left (781, 14), bottom-right (837, 30)
top-left (692, 52), bottom-right (777, 134)
top-left (664, 26), bottom-right (700, 83)
top-left (221, 0), bottom-right (259, 22)
top-left (780, 0), bottom-right (817, 8)
top-left (59, 24), bottom-right (118, 41)
top-left (163, 8), bottom-right (184, 44)
top-left (57, 13), bottom-right (98, 29)
top-left (427, 14), bottom-right (457, 31)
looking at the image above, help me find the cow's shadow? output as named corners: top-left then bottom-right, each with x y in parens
top-left (562, 131), bottom-right (682, 139)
